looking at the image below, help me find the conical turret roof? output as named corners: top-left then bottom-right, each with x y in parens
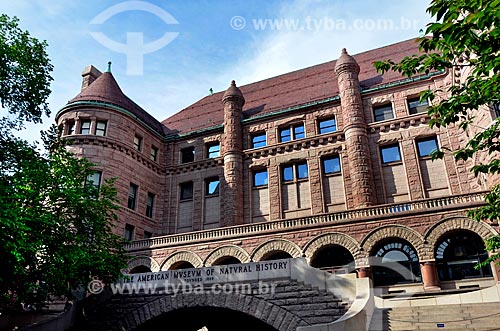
top-left (67, 71), bottom-right (165, 135)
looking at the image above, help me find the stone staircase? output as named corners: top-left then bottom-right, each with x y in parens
top-left (82, 279), bottom-right (350, 330)
top-left (369, 302), bottom-right (500, 330)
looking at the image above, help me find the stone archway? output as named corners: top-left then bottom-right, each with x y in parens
top-left (204, 245), bottom-right (250, 266)
top-left (303, 232), bottom-right (361, 266)
top-left (114, 292), bottom-right (305, 331)
top-left (361, 225), bottom-right (426, 260)
top-left (251, 239), bottom-right (302, 262)
top-left (127, 256), bottom-right (160, 273)
top-left (424, 216), bottom-right (497, 248)
top-left (160, 251), bottom-right (203, 271)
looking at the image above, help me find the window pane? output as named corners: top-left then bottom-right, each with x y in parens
top-left (134, 136), bottom-right (142, 151)
top-left (381, 145), bottom-right (401, 163)
top-left (180, 182), bottom-right (193, 200)
top-left (95, 121), bottom-right (106, 136)
top-left (128, 184), bottom-right (138, 209)
top-left (207, 143), bottom-right (220, 158)
top-left (146, 192), bottom-right (155, 218)
top-left (417, 137), bottom-right (438, 157)
top-left (68, 122), bottom-right (75, 135)
top-left (86, 171), bottom-right (102, 190)
top-left (80, 120), bottom-right (91, 134)
top-left (124, 224), bottom-right (134, 241)
top-left (150, 147), bottom-right (158, 161)
top-left (408, 97), bottom-right (429, 114)
top-left (280, 128), bottom-right (291, 142)
top-left (319, 118), bottom-right (336, 134)
top-left (283, 166), bottom-right (293, 181)
top-left (144, 231), bottom-right (152, 239)
top-left (293, 125), bottom-right (305, 139)
top-left (297, 162), bottom-right (308, 179)
top-left (181, 146), bottom-right (195, 163)
top-left (252, 133), bottom-right (266, 148)
top-left (253, 170), bottom-right (268, 187)
top-left (373, 104), bottom-right (394, 122)
top-left (323, 156), bottom-right (341, 174)
top-left (206, 179), bottom-right (220, 195)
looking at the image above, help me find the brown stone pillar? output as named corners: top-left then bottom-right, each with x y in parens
top-left (420, 260), bottom-right (440, 290)
top-left (488, 252), bottom-right (500, 282)
top-left (334, 49), bottom-right (376, 208)
top-left (357, 267), bottom-right (372, 279)
top-left (222, 80), bottom-right (245, 226)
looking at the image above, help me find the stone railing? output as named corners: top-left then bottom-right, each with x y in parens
top-left (125, 192), bottom-right (486, 252)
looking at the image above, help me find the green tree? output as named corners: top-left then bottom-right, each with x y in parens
top-left (374, 0), bottom-right (500, 265)
top-left (0, 14), bottom-right (126, 310)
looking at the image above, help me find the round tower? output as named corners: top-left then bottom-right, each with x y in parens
top-left (335, 48), bottom-right (376, 207)
top-left (222, 80), bottom-right (245, 226)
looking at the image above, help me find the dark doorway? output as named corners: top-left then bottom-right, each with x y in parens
top-left (436, 230), bottom-right (492, 281)
top-left (170, 261), bottom-right (195, 270)
top-left (310, 244), bottom-right (355, 273)
top-left (261, 251), bottom-right (292, 261)
top-left (134, 306), bottom-right (278, 331)
top-left (212, 256), bottom-right (241, 265)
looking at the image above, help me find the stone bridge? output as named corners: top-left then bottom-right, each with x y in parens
top-left (81, 259), bottom-right (372, 331)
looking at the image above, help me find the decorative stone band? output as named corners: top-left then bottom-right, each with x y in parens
top-left (125, 192), bottom-right (487, 252)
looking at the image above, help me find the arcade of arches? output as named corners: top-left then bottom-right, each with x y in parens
top-left (127, 221), bottom-right (498, 290)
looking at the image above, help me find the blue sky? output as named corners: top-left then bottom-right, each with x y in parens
top-left (2, 0), bottom-right (431, 142)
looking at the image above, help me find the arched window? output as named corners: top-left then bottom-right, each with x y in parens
top-left (310, 245), bottom-right (355, 273)
top-left (371, 240), bottom-right (421, 286)
top-left (435, 231), bottom-right (492, 281)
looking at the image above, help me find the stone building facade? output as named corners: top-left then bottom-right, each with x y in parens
top-left (56, 38), bottom-right (500, 294)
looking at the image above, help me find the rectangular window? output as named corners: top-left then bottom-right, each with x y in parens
top-left (251, 133), bottom-right (267, 148)
top-left (380, 144), bottom-right (401, 164)
top-left (416, 137), bottom-right (439, 157)
top-left (150, 146), bottom-right (158, 161)
top-left (318, 117), bottom-right (337, 134)
top-left (282, 162), bottom-right (308, 181)
top-left (143, 231), bottom-right (152, 239)
top-left (373, 104), bottom-right (394, 122)
top-left (205, 178), bottom-right (220, 196)
top-left (95, 121), bottom-right (107, 136)
top-left (68, 121), bottom-right (75, 135)
top-left (80, 120), bottom-right (91, 134)
top-left (124, 224), bottom-right (134, 241)
top-left (323, 156), bottom-right (341, 174)
top-left (128, 183), bottom-right (138, 210)
top-left (253, 169), bottom-right (268, 187)
top-left (408, 97), bottom-right (429, 114)
top-left (146, 192), bottom-right (155, 218)
top-left (85, 171), bottom-right (102, 191)
top-left (206, 143), bottom-right (220, 158)
top-left (134, 135), bottom-right (142, 151)
top-left (181, 146), bottom-right (195, 163)
top-left (494, 102), bottom-right (500, 118)
top-left (279, 123), bottom-right (305, 142)
top-left (180, 181), bottom-right (193, 200)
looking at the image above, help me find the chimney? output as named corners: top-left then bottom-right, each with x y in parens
top-left (81, 65), bottom-right (102, 90)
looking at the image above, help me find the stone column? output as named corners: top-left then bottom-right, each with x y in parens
top-left (222, 80), bottom-right (245, 226)
top-left (334, 48), bottom-right (376, 208)
top-left (420, 260), bottom-right (440, 290)
top-left (488, 252), bottom-right (500, 282)
top-left (357, 267), bottom-right (372, 279)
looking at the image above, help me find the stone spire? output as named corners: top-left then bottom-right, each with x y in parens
top-left (334, 48), bottom-right (376, 208)
top-left (222, 80), bottom-right (245, 226)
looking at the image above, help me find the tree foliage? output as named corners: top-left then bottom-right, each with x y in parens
top-left (374, 0), bottom-right (500, 264)
top-left (0, 14), bottom-right (126, 310)
top-left (0, 14), bottom-right (53, 127)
